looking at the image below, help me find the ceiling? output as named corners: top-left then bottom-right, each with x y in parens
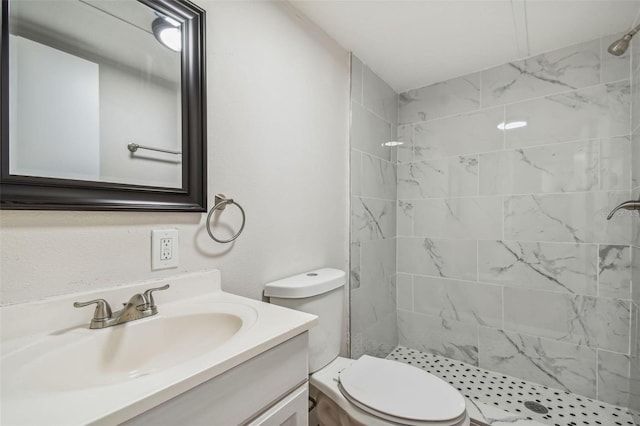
top-left (290, 0), bottom-right (640, 93)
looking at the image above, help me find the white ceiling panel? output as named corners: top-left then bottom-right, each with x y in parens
top-left (525, 0), bottom-right (640, 54)
top-left (290, 0), bottom-right (640, 93)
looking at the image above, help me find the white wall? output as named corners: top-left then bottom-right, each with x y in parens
top-left (0, 0), bottom-right (349, 320)
top-left (99, 64), bottom-right (182, 188)
top-left (9, 35), bottom-right (100, 181)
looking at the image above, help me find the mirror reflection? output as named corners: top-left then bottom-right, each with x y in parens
top-left (9, 0), bottom-right (183, 189)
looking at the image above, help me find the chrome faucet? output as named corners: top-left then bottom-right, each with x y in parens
top-left (74, 284), bottom-right (170, 329)
top-left (606, 200), bottom-right (640, 220)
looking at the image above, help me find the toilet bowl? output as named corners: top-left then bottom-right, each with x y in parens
top-left (264, 268), bottom-right (469, 426)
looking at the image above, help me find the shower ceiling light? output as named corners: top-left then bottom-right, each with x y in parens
top-left (152, 17), bottom-right (181, 52)
top-left (382, 141), bottom-right (404, 147)
top-left (497, 121), bottom-right (527, 130)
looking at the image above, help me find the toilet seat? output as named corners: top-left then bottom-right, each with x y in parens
top-left (337, 356), bottom-right (467, 425)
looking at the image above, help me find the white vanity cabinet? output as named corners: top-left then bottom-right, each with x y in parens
top-left (123, 333), bottom-right (309, 426)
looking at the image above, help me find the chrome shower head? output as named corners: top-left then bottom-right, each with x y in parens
top-left (608, 26), bottom-right (640, 56)
top-left (608, 34), bottom-right (633, 56)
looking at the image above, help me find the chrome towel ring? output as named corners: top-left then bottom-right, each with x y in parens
top-left (206, 194), bottom-right (246, 243)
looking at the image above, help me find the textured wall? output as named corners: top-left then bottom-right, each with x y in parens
top-left (349, 55), bottom-right (398, 358)
top-left (1, 1), bottom-right (350, 322)
top-left (396, 35), bottom-right (634, 408)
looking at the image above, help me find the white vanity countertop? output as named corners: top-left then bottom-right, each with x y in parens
top-left (0, 270), bottom-right (318, 426)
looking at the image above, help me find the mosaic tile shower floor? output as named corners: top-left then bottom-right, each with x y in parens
top-left (387, 346), bottom-right (637, 426)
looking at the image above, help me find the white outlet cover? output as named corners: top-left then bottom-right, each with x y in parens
top-left (151, 229), bottom-right (179, 270)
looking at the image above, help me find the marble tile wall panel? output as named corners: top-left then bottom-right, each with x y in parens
top-left (361, 152), bottom-right (396, 200)
top-left (480, 138), bottom-right (630, 195)
top-left (629, 303), bottom-right (640, 412)
top-left (390, 273), bottom-right (397, 309)
top-left (600, 136), bottom-right (632, 190)
top-left (634, 247), bottom-right (640, 305)
top-left (412, 107), bottom-right (504, 160)
top-left (397, 156), bottom-right (478, 199)
top-left (350, 242), bottom-right (360, 290)
top-left (504, 80), bottom-right (630, 149)
top-left (397, 200), bottom-right (413, 236)
top-left (397, 237), bottom-right (477, 280)
top-left (478, 327), bottom-right (597, 398)
top-left (351, 101), bottom-right (393, 161)
top-left (598, 245), bottom-right (631, 299)
top-left (480, 140), bottom-right (599, 195)
top-left (633, 303), bottom-right (639, 361)
top-left (601, 33), bottom-right (632, 84)
top-left (350, 150), bottom-right (361, 197)
top-left (412, 197), bottom-right (502, 240)
top-left (361, 312), bottom-right (398, 358)
top-left (503, 287), bottom-right (631, 353)
top-left (630, 363), bottom-right (640, 415)
top-left (481, 40), bottom-right (600, 107)
top-left (394, 38), bottom-right (634, 408)
top-left (350, 331), bottom-right (364, 360)
top-left (349, 55), bottom-right (398, 360)
top-left (597, 349), bottom-right (631, 406)
top-left (352, 238), bottom-right (396, 334)
top-left (398, 309), bottom-right (479, 365)
top-left (633, 132), bottom-right (640, 189)
top-left (396, 273), bottom-right (412, 311)
top-left (351, 286), bottom-right (394, 344)
top-left (396, 124), bottom-right (414, 163)
top-left (504, 191), bottom-right (632, 244)
top-left (412, 276), bottom-right (502, 327)
top-left (363, 66), bottom-right (398, 125)
top-left (351, 197), bottom-right (396, 243)
top-left (350, 54), bottom-right (363, 104)
top-left (633, 33), bottom-right (640, 74)
top-left (399, 73), bottom-right (480, 124)
top-left (633, 67), bottom-right (640, 133)
top-left (478, 240), bottom-right (598, 295)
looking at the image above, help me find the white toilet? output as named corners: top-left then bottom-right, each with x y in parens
top-left (264, 268), bottom-right (470, 426)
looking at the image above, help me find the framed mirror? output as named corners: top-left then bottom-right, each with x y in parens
top-left (0, 0), bottom-right (206, 211)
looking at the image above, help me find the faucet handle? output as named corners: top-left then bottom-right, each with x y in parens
top-left (73, 299), bottom-right (112, 320)
top-left (143, 284), bottom-right (170, 309)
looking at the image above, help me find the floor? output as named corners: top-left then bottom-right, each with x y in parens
top-left (387, 346), bottom-right (637, 426)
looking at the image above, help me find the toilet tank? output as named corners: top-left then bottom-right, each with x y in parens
top-left (264, 268), bottom-right (345, 373)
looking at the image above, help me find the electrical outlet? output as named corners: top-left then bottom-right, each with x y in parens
top-left (152, 229), bottom-right (179, 270)
top-left (160, 238), bottom-right (172, 260)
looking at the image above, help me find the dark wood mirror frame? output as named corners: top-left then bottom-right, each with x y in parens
top-left (0, 0), bottom-right (207, 212)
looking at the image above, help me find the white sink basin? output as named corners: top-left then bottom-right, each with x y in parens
top-left (2, 302), bottom-right (256, 394)
top-left (6, 311), bottom-right (244, 392)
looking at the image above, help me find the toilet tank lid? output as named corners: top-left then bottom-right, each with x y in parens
top-left (264, 268), bottom-right (345, 298)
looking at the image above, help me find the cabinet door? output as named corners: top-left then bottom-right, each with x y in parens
top-left (247, 384), bottom-right (308, 426)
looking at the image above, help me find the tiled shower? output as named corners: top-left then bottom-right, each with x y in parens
top-left (350, 32), bottom-right (640, 420)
